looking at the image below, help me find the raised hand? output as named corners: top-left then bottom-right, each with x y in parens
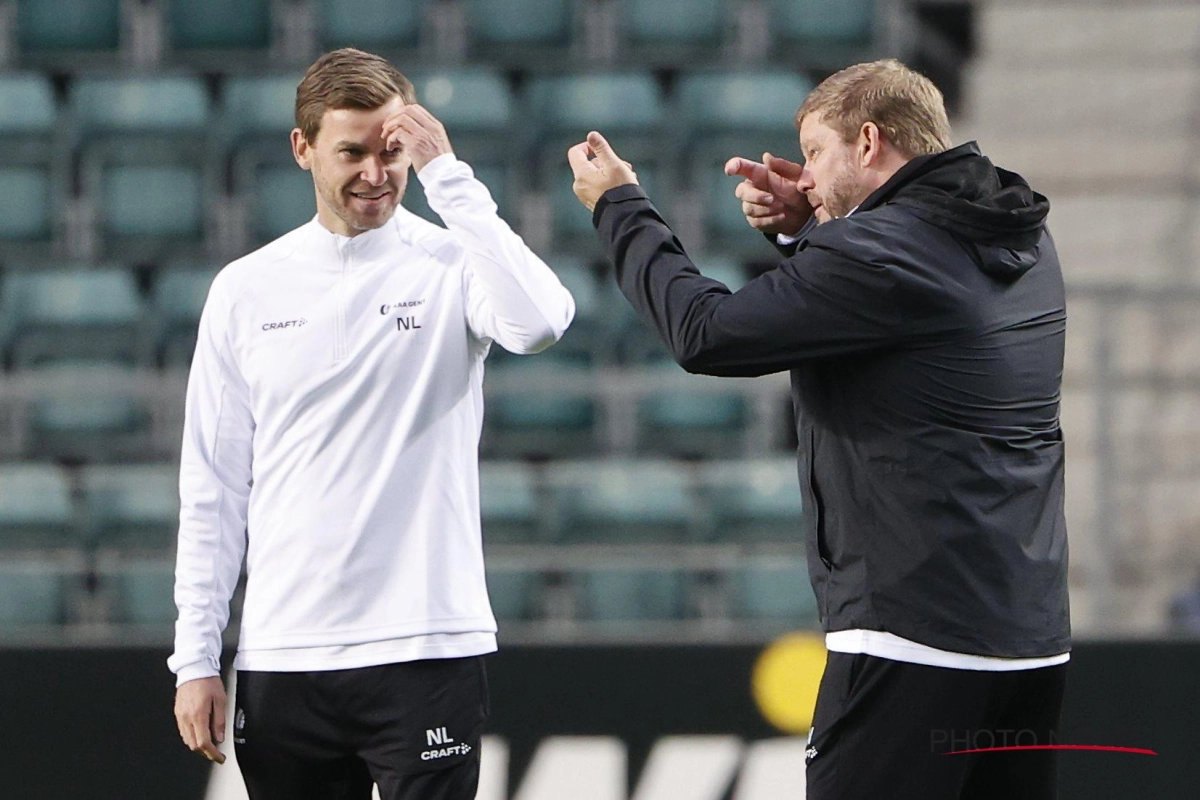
top-left (725, 152), bottom-right (812, 236)
top-left (383, 104), bottom-right (453, 174)
top-left (567, 131), bottom-right (639, 212)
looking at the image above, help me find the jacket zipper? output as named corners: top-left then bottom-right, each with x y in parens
top-left (335, 241), bottom-right (350, 361)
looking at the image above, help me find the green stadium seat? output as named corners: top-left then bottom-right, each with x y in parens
top-left (0, 74), bottom-right (58, 134)
top-left (622, 0), bottom-right (728, 49)
top-left (466, 0), bottom-right (573, 47)
top-left (637, 359), bottom-right (750, 456)
top-left (547, 460), bottom-right (697, 543)
top-left (0, 559), bottom-right (72, 627)
top-left (23, 362), bottom-right (155, 462)
top-left (485, 565), bottom-right (538, 620)
top-left (81, 464), bottom-right (179, 552)
top-left (0, 464), bottom-right (75, 549)
top-left (101, 165), bottom-right (204, 241)
top-left (251, 164), bottom-right (315, 242)
top-left (409, 68), bottom-right (512, 133)
top-left (480, 461), bottom-right (540, 543)
top-left (16, 0), bottom-right (121, 54)
top-left (528, 73), bottom-right (664, 137)
top-left (318, 0), bottom-right (426, 50)
top-left (102, 559), bottom-right (177, 624)
top-left (2, 268), bottom-right (146, 367)
top-left (71, 76), bottom-right (212, 135)
top-left (168, 0), bottom-right (272, 51)
top-left (0, 167), bottom-right (53, 242)
top-left (153, 264), bottom-right (218, 367)
top-left (699, 459), bottom-right (803, 543)
top-left (771, 0), bottom-right (876, 45)
top-left (579, 566), bottom-right (687, 621)
top-left (483, 361), bottom-right (596, 459)
top-left (731, 558), bottom-right (818, 623)
top-left (222, 74), bottom-right (303, 143)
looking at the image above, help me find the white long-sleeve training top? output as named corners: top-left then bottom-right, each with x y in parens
top-left (169, 154), bottom-right (574, 686)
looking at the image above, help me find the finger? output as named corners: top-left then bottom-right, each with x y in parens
top-left (748, 213), bottom-right (787, 230)
top-left (743, 201), bottom-right (777, 219)
top-left (734, 181), bottom-right (774, 206)
top-left (211, 691), bottom-right (227, 745)
top-left (724, 156), bottom-right (767, 184)
top-left (199, 741), bottom-right (227, 765)
top-left (586, 131), bottom-right (620, 166)
top-left (765, 152), bottom-right (805, 180)
top-left (566, 142), bottom-right (594, 175)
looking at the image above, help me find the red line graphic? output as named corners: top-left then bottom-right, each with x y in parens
top-left (944, 745), bottom-right (1158, 756)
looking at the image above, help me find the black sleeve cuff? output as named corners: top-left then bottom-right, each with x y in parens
top-left (592, 183), bottom-right (650, 228)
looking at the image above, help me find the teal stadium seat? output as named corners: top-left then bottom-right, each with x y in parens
top-left (485, 565), bottom-right (538, 620)
top-left (479, 461), bottom-right (540, 543)
top-left (102, 559), bottom-right (178, 624)
top-left (81, 464), bottom-right (180, 552)
top-left (732, 558), bottom-right (818, 623)
top-left (0, 560), bottom-right (71, 628)
top-left (251, 164), bottom-right (315, 242)
top-left (0, 74), bottom-right (57, 135)
top-left (16, 0), bottom-right (120, 55)
top-left (677, 70), bottom-right (812, 162)
top-left (319, 0), bottom-right (426, 50)
top-left (71, 76), bottom-right (211, 135)
top-left (102, 165), bottom-right (204, 241)
top-left (637, 358), bottom-right (750, 457)
top-left (2, 268), bottom-right (146, 367)
top-left (580, 566), bottom-right (687, 621)
top-left (24, 362), bottom-right (154, 462)
top-left (699, 459), bottom-right (803, 543)
top-left (622, 0), bottom-right (728, 53)
top-left (0, 464), bottom-right (74, 549)
top-left (771, 0), bottom-right (876, 45)
top-left (0, 167), bottom-right (52, 242)
top-left (466, 0), bottom-right (573, 48)
top-left (547, 460), bottom-right (697, 543)
top-left (537, 255), bottom-right (608, 363)
top-left (483, 360), bottom-right (596, 459)
top-left (529, 73), bottom-right (664, 139)
top-left (222, 74), bottom-right (303, 143)
top-left (409, 69), bottom-right (512, 133)
top-left (153, 264), bottom-right (218, 366)
top-left (168, 0), bottom-right (272, 51)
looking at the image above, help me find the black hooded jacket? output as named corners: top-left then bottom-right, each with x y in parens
top-left (592, 142), bottom-right (1070, 657)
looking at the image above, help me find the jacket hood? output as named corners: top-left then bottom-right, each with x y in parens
top-left (859, 142), bottom-right (1050, 282)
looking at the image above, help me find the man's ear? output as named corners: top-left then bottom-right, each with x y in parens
top-left (858, 121), bottom-right (883, 169)
top-left (291, 128), bottom-right (312, 171)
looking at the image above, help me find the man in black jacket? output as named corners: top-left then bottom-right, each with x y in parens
top-left (568, 60), bottom-right (1069, 800)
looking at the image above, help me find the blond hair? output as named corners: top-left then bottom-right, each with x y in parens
top-left (294, 48), bottom-right (416, 143)
top-left (796, 59), bottom-right (952, 158)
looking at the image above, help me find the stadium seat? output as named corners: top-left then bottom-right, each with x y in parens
top-left (168, 0), bottom-right (272, 52)
top-left (636, 359), bottom-right (750, 456)
top-left (16, 0), bottom-right (121, 55)
top-left (480, 461), bottom-right (541, 543)
top-left (101, 164), bottom-right (205, 243)
top-left (485, 565), bottom-right (539, 620)
top-left (409, 68), bottom-right (512, 133)
top-left (771, 0), bottom-right (876, 45)
top-left (0, 463), bottom-right (75, 549)
top-left (1, 268), bottom-right (147, 367)
top-left (0, 559), bottom-right (71, 627)
top-left (699, 459), bottom-right (803, 543)
top-left (250, 164), bottom-right (315, 242)
top-left (318, 0), bottom-right (426, 50)
top-left (466, 0), bottom-right (573, 49)
top-left (546, 460), bottom-right (697, 543)
top-left (81, 464), bottom-right (180, 552)
top-left (153, 264), bottom-right (218, 367)
top-left (71, 76), bottom-right (212, 135)
top-left (482, 361), bottom-right (597, 459)
top-left (731, 558), bottom-right (818, 622)
top-left (23, 362), bottom-right (156, 462)
top-left (0, 167), bottom-right (53, 243)
top-left (222, 74), bottom-right (303, 144)
top-left (101, 559), bottom-right (178, 624)
top-left (621, 0), bottom-right (728, 52)
top-left (579, 566), bottom-right (688, 621)
top-left (0, 74), bottom-right (58, 135)
top-left (528, 72), bottom-right (664, 140)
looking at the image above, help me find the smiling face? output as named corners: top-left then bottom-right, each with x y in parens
top-left (291, 95), bottom-right (411, 237)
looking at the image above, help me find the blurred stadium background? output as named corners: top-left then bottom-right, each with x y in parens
top-left (0, 0), bottom-right (1197, 797)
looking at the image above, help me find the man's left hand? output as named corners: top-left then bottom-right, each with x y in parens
top-left (568, 131), bottom-right (639, 212)
top-left (384, 104), bottom-right (453, 174)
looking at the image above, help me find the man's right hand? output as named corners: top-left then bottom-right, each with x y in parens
top-left (725, 153), bottom-right (812, 237)
top-left (175, 676), bottom-right (227, 764)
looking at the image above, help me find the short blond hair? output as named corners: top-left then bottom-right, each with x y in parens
top-left (796, 59), bottom-right (952, 158)
top-left (295, 48), bottom-right (416, 144)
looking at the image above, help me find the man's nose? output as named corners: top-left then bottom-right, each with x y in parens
top-left (361, 156), bottom-right (387, 186)
top-left (796, 166), bottom-right (815, 193)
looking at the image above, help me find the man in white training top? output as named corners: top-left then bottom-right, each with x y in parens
top-left (169, 48), bottom-right (574, 799)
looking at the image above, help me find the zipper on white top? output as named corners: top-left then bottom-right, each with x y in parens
top-left (334, 237), bottom-right (352, 361)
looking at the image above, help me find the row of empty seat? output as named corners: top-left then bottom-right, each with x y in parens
top-left (0, 458), bottom-right (803, 551)
top-left (8, 0), bottom-right (877, 67)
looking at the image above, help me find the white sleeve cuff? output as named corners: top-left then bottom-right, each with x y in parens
top-left (776, 230), bottom-right (804, 246)
top-left (174, 659), bottom-right (221, 687)
top-left (415, 152), bottom-right (460, 184)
